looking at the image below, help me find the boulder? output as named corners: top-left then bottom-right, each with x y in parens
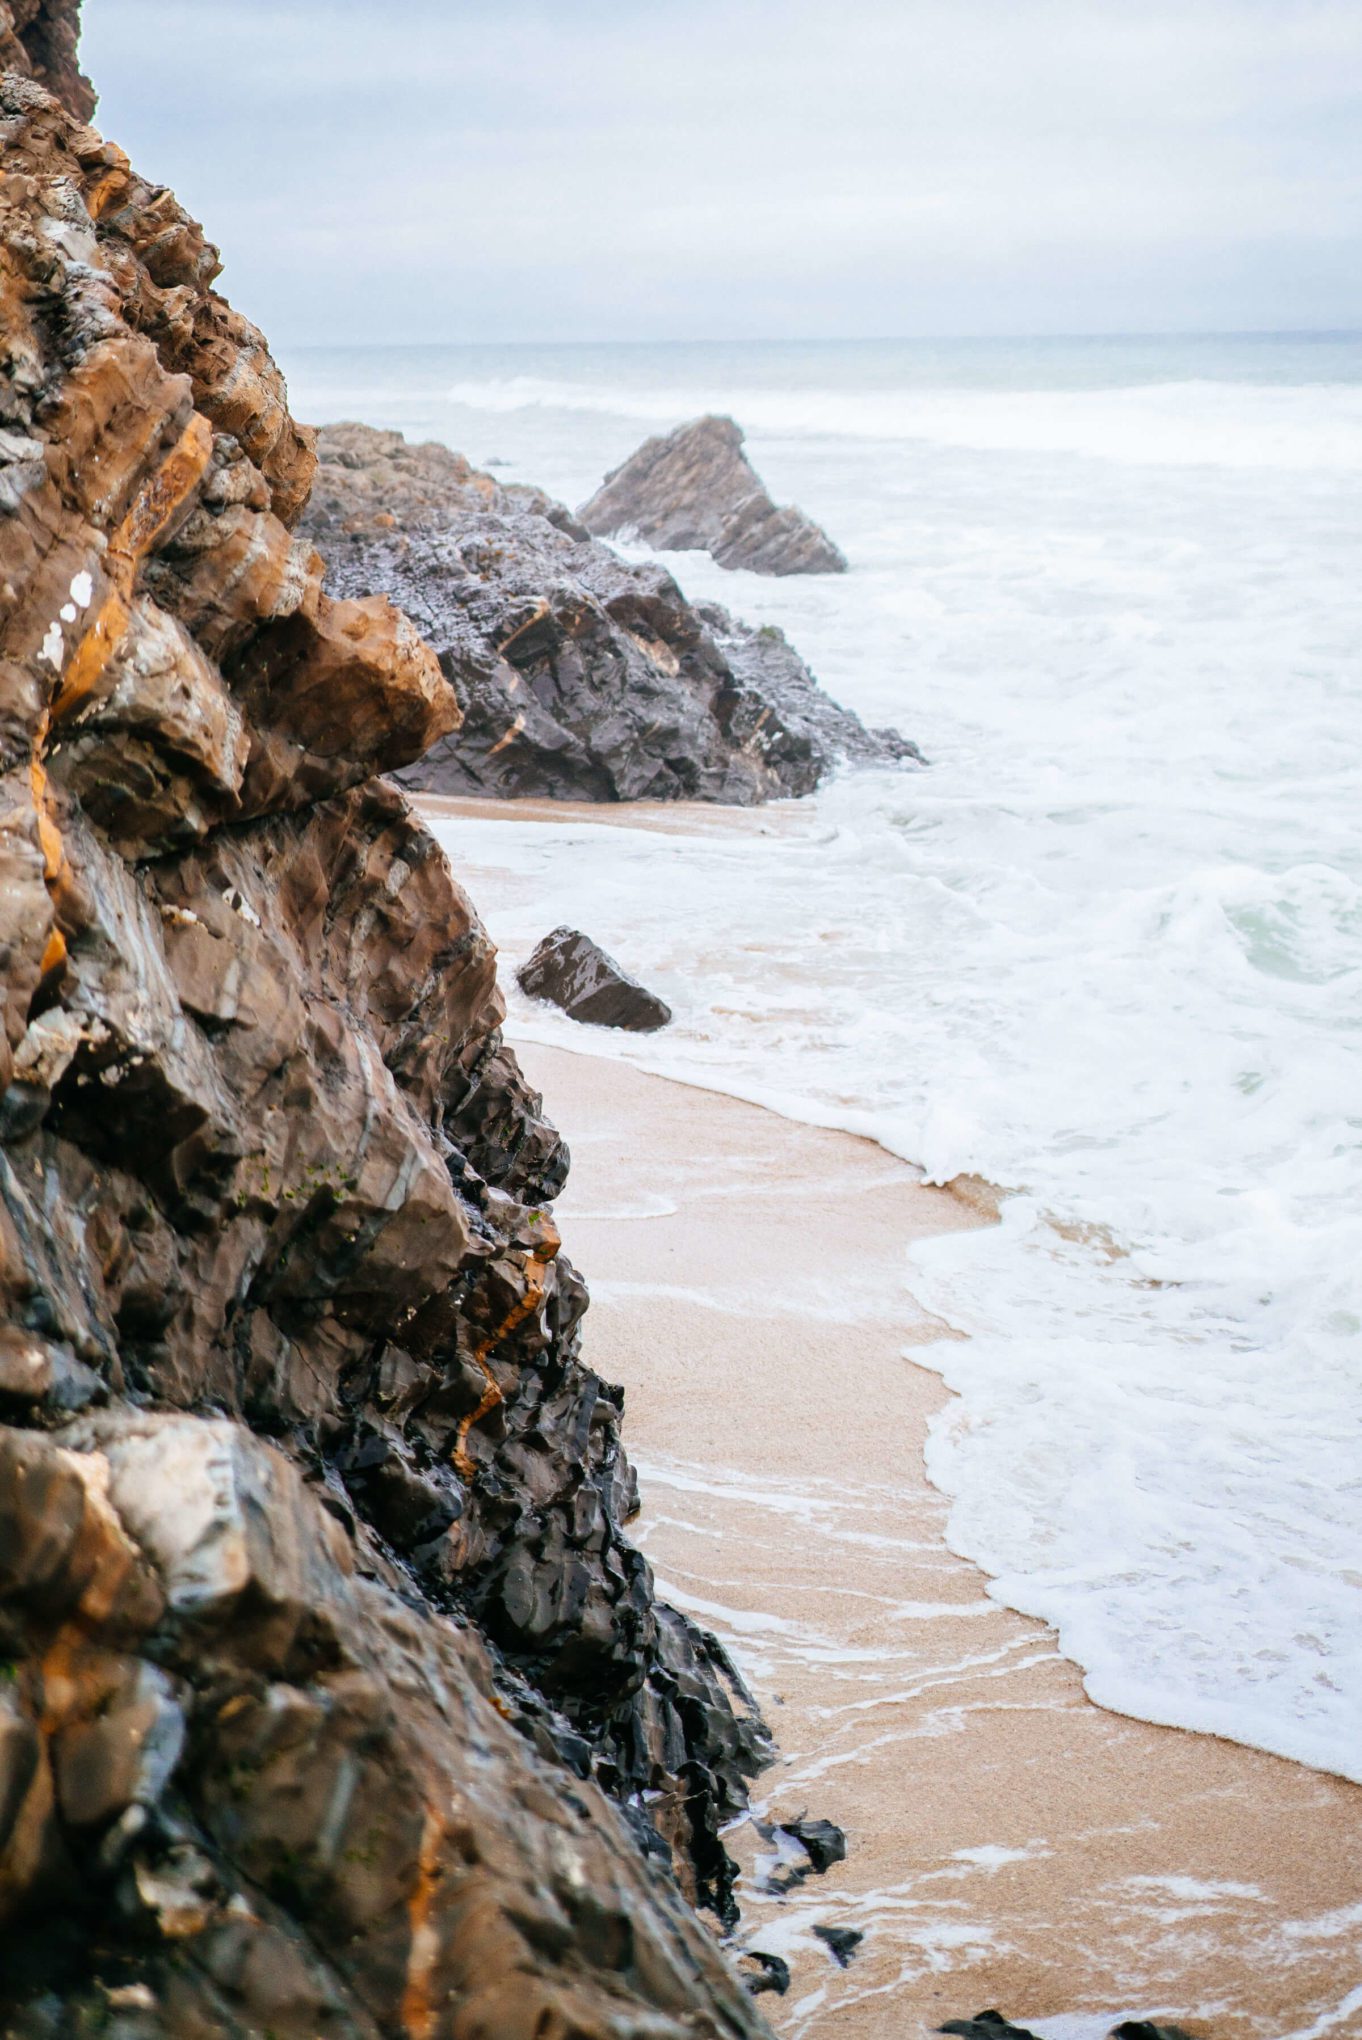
top-left (700, 604), bottom-right (925, 768)
top-left (518, 927), bottom-right (673, 1032)
top-left (304, 416), bottom-right (585, 538)
top-left (303, 422), bottom-right (920, 802)
top-left (738, 1951), bottom-right (791, 1998)
top-left (1110, 2027), bottom-right (1200, 2040)
top-left (579, 413), bottom-right (848, 576)
top-left (942, 2011), bottom-right (1200, 2040)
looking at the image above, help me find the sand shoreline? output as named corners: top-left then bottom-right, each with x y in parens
top-left (515, 1040), bottom-right (1362, 2040)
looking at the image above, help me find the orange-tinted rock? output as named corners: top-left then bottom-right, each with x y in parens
top-left (0, 1), bottom-right (92, 118)
top-left (0, 40), bottom-right (769, 2040)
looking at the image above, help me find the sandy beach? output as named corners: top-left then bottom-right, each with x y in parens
top-left (517, 1041), bottom-right (1362, 2040)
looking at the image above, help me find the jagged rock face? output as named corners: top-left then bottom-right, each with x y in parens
top-left (305, 422), bottom-right (912, 803)
top-left (695, 605), bottom-right (925, 771)
top-left (579, 415), bottom-right (848, 577)
top-left (0, 1417), bottom-right (768, 2039)
top-left (0, 67), bottom-right (770, 2039)
top-left (0, 0), bottom-right (92, 119)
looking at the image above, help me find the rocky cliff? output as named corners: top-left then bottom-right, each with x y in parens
top-left (0, 0), bottom-right (91, 118)
top-left (304, 423), bottom-right (919, 803)
top-left (0, 48), bottom-right (772, 2040)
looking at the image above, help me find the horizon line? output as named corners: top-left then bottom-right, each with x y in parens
top-left (278, 325), bottom-right (1362, 354)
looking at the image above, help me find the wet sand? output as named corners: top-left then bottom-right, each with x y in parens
top-left (517, 1041), bottom-right (1362, 2040)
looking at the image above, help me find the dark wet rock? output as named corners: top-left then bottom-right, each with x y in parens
top-left (737, 1950), bottom-right (791, 1997)
top-left (303, 422), bottom-right (919, 803)
top-left (0, 52), bottom-right (772, 2039)
top-left (939, 2016), bottom-right (1042, 2040)
top-left (812, 1924), bottom-right (863, 1967)
top-left (777, 1814), bottom-right (847, 1874)
top-left (580, 414), bottom-right (848, 576)
top-left (518, 926), bottom-right (673, 1032)
top-left (1110, 2025), bottom-right (1201, 2040)
top-left (701, 606), bottom-right (926, 768)
top-left (755, 1810), bottom-right (848, 1894)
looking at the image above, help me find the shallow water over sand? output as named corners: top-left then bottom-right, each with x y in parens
top-left (519, 1043), bottom-right (1362, 2040)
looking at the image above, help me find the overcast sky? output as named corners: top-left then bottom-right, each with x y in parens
top-left (81, 0), bottom-right (1362, 346)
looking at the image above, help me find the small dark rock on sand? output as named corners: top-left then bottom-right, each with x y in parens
top-left (737, 1951), bottom-right (791, 1997)
top-left (812, 1924), bottom-right (863, 1967)
top-left (517, 928), bottom-right (672, 1032)
top-left (757, 1810), bottom-right (850, 1893)
top-left (939, 2017), bottom-right (1042, 2040)
top-left (941, 2018), bottom-right (1202, 2040)
top-left (1111, 2026), bottom-right (1200, 2040)
top-left (778, 1815), bottom-right (848, 1872)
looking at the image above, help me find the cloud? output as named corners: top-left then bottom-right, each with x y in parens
top-left (80, 0), bottom-right (1362, 342)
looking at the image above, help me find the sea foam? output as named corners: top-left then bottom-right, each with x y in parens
top-left (290, 334), bottom-right (1362, 1784)
top-left (438, 370), bottom-right (1362, 471)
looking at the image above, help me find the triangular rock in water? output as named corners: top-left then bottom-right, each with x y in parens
top-left (518, 928), bottom-right (673, 1032)
top-left (579, 414), bottom-right (849, 576)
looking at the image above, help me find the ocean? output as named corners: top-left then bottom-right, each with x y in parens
top-left (283, 335), bottom-right (1362, 1787)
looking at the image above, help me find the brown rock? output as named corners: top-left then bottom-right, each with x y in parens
top-left (0, 1), bottom-right (92, 118)
top-left (303, 418), bottom-right (577, 538)
top-left (51, 1661), bottom-right (185, 1827)
top-left (580, 413), bottom-right (849, 575)
top-left (0, 36), bottom-right (770, 2040)
top-left (518, 927), bottom-right (674, 1032)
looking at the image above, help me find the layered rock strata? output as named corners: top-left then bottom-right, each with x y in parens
top-left (304, 422), bottom-right (918, 803)
top-left (0, 57), bottom-right (770, 2040)
top-left (578, 415), bottom-right (847, 577)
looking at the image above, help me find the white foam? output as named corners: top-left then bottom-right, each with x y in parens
top-left (952, 1842), bottom-right (1051, 1871)
top-left (435, 372), bottom-right (1362, 471)
top-left (307, 334), bottom-right (1362, 1786)
top-left (1278, 1984), bottom-right (1362, 2040)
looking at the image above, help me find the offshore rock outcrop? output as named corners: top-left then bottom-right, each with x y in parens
top-left (0, 57), bottom-right (771, 2040)
top-left (579, 415), bottom-right (848, 577)
top-left (303, 422), bottom-right (918, 803)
